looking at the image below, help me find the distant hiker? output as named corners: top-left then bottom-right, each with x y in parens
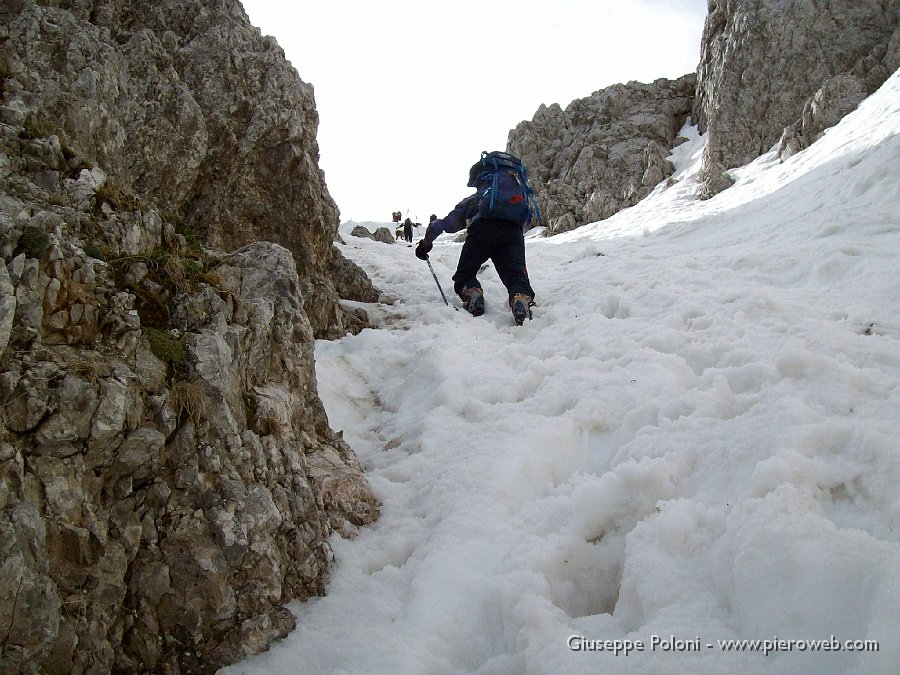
top-left (403, 217), bottom-right (414, 244)
top-left (415, 150), bottom-right (539, 325)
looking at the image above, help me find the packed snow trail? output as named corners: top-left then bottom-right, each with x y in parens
top-left (221, 71), bottom-right (900, 675)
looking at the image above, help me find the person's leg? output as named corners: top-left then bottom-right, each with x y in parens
top-left (451, 225), bottom-right (491, 298)
top-left (491, 225), bottom-right (535, 302)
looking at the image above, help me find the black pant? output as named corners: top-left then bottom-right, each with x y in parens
top-left (404, 224), bottom-right (412, 242)
top-left (452, 219), bottom-right (534, 301)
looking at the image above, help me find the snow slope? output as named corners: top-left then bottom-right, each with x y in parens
top-left (222, 70), bottom-right (900, 675)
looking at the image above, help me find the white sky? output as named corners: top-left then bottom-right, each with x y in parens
top-left (240, 0), bottom-right (708, 224)
top-left (221, 72), bottom-right (900, 674)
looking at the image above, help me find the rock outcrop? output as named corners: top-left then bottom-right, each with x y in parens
top-left (694, 0), bottom-right (899, 196)
top-left (1, 0), bottom-right (380, 672)
top-left (0, 0), bottom-right (377, 339)
top-left (507, 75), bottom-right (696, 234)
top-left (510, 2), bottom-right (898, 228)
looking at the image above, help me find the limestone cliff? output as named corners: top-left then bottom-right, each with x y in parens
top-left (693, 0), bottom-right (898, 197)
top-left (507, 75), bottom-right (696, 234)
top-left (1, 0), bottom-right (377, 338)
top-left (1, 0), bottom-right (379, 672)
top-left (509, 0), bottom-right (898, 228)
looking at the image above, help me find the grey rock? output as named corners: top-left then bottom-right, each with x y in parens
top-left (694, 0), bottom-right (898, 196)
top-left (0, 1), bottom-right (381, 672)
top-left (350, 225), bottom-right (376, 240)
top-left (350, 224), bottom-right (403, 245)
top-left (778, 72), bottom-right (874, 161)
top-left (0, 504), bottom-right (62, 667)
top-left (0, 262), bottom-right (15, 358)
top-left (507, 75), bottom-right (696, 233)
top-left (0, 106), bottom-right (27, 127)
top-left (2, 0), bottom-right (375, 339)
top-left (372, 227), bottom-right (396, 244)
top-left (505, 2), bottom-right (896, 229)
top-left (641, 140), bottom-right (675, 188)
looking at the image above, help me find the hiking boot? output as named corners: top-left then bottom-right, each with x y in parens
top-left (462, 287), bottom-right (485, 316)
top-left (510, 293), bottom-right (532, 325)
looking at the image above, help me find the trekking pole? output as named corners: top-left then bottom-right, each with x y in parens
top-left (425, 258), bottom-right (453, 308)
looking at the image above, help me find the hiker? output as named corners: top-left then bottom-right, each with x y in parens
top-left (392, 210), bottom-right (402, 223)
top-left (415, 151), bottom-right (538, 324)
top-left (403, 217), bottom-right (414, 243)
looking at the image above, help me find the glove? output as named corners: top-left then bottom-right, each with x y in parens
top-left (415, 239), bottom-right (433, 260)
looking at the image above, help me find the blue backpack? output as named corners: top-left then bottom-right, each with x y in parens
top-left (466, 151), bottom-right (541, 228)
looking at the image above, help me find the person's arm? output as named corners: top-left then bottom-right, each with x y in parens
top-left (423, 195), bottom-right (476, 244)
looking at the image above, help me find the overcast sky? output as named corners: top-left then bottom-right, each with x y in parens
top-left (240, 0), bottom-right (709, 224)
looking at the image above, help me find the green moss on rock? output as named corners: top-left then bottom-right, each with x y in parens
top-left (145, 327), bottom-right (187, 371)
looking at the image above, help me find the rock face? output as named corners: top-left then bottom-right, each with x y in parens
top-left (510, 2), bottom-right (898, 227)
top-left (694, 0), bottom-right (899, 196)
top-left (507, 75), bottom-right (696, 234)
top-left (0, 0), bottom-right (377, 339)
top-left (0, 1), bottom-right (380, 672)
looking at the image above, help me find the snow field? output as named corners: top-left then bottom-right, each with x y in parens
top-left (223, 70), bottom-right (900, 675)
